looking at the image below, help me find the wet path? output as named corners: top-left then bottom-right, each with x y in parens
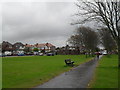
top-left (35, 56), bottom-right (102, 88)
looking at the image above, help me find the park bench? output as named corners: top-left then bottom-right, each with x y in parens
top-left (65, 59), bottom-right (74, 66)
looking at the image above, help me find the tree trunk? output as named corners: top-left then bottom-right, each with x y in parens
top-left (118, 37), bottom-right (120, 68)
top-left (88, 50), bottom-right (91, 57)
top-left (92, 49), bottom-right (94, 57)
top-left (118, 47), bottom-right (120, 68)
top-left (86, 53), bottom-right (87, 58)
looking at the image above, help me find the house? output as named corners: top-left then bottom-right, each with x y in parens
top-left (56, 45), bottom-right (86, 55)
top-left (2, 41), bottom-right (13, 55)
top-left (35, 43), bottom-right (55, 53)
top-left (25, 44), bottom-right (34, 52)
top-left (25, 43), bottom-right (56, 53)
top-left (1, 41), bottom-right (56, 55)
top-left (2, 41), bottom-right (25, 55)
top-left (13, 42), bottom-right (25, 54)
top-left (24, 44), bottom-right (35, 55)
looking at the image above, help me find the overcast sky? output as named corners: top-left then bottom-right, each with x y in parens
top-left (1, 0), bottom-right (97, 47)
top-left (1, 1), bottom-right (81, 47)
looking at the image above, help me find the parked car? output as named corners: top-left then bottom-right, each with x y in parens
top-left (99, 52), bottom-right (102, 55)
top-left (25, 52), bottom-right (34, 55)
top-left (12, 53), bottom-right (18, 56)
top-left (95, 52), bottom-right (102, 55)
top-left (102, 52), bottom-right (107, 55)
top-left (17, 53), bottom-right (25, 56)
top-left (47, 53), bottom-right (54, 56)
top-left (34, 52), bottom-right (39, 55)
top-left (4, 51), bottom-right (12, 56)
top-left (102, 50), bottom-right (107, 55)
top-left (0, 53), bottom-right (6, 57)
top-left (39, 53), bottom-right (44, 56)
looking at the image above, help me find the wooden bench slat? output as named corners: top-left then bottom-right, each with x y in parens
top-left (65, 59), bottom-right (74, 66)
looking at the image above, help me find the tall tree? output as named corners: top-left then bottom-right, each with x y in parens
top-left (77, 27), bottom-right (99, 56)
top-left (73, 0), bottom-right (120, 67)
top-left (100, 28), bottom-right (117, 53)
top-left (68, 26), bottom-right (99, 56)
top-left (68, 35), bottom-right (81, 47)
top-left (68, 35), bottom-right (81, 54)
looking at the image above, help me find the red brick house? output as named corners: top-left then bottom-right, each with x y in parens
top-left (25, 43), bottom-right (56, 53)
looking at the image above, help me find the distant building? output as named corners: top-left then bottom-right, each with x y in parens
top-left (13, 42), bottom-right (25, 54)
top-left (56, 45), bottom-right (86, 55)
top-left (24, 44), bottom-right (34, 52)
top-left (25, 43), bottom-right (56, 53)
top-left (2, 41), bottom-right (13, 53)
top-left (1, 41), bottom-right (56, 55)
top-left (2, 41), bottom-right (13, 55)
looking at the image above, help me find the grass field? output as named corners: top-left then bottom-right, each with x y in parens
top-left (2, 55), bottom-right (93, 88)
top-left (90, 55), bottom-right (118, 88)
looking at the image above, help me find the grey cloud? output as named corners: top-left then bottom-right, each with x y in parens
top-left (2, 2), bottom-right (77, 46)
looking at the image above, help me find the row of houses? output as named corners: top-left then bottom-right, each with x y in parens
top-left (0, 41), bottom-right (56, 55)
top-left (56, 45), bottom-right (86, 55)
top-left (0, 41), bottom-right (87, 56)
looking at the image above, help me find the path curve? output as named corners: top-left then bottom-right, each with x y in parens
top-left (35, 56), bottom-right (102, 88)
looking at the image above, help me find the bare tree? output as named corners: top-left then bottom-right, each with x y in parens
top-left (68, 35), bottom-right (81, 54)
top-left (74, 0), bottom-right (120, 67)
top-left (100, 28), bottom-right (117, 53)
top-left (68, 26), bottom-right (99, 56)
top-left (77, 27), bottom-right (99, 56)
top-left (68, 35), bottom-right (82, 47)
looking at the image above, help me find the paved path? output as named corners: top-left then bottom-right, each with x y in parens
top-left (35, 56), bottom-right (102, 88)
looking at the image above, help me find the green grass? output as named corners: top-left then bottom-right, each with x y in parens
top-left (91, 55), bottom-right (118, 88)
top-left (2, 55), bottom-right (93, 88)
